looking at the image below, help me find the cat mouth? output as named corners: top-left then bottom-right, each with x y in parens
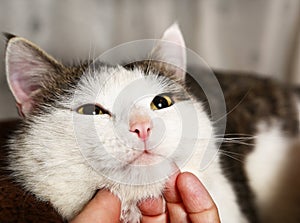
top-left (128, 151), bottom-right (164, 165)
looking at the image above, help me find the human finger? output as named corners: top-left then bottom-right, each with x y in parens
top-left (177, 172), bottom-right (220, 223)
top-left (70, 190), bottom-right (121, 223)
top-left (139, 196), bottom-right (165, 216)
top-left (163, 169), bottom-right (189, 222)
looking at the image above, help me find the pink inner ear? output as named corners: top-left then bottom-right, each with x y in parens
top-left (9, 65), bottom-right (39, 100)
top-left (6, 38), bottom-right (59, 117)
top-left (9, 74), bottom-right (39, 117)
top-left (8, 62), bottom-right (41, 117)
top-left (155, 23), bottom-right (187, 80)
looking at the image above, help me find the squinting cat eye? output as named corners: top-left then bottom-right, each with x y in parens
top-left (76, 104), bottom-right (110, 115)
top-left (150, 94), bottom-right (174, 110)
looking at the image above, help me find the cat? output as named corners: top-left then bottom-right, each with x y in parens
top-left (3, 24), bottom-right (300, 223)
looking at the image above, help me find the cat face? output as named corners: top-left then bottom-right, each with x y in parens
top-left (5, 24), bottom-right (214, 219)
top-left (67, 63), bottom-right (208, 184)
top-left (6, 24), bottom-right (212, 185)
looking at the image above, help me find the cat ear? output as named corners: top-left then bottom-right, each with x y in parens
top-left (4, 33), bottom-right (63, 117)
top-left (151, 23), bottom-right (187, 80)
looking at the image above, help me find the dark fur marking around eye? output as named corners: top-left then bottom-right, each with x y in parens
top-left (150, 94), bottom-right (174, 110)
top-left (76, 104), bottom-right (111, 116)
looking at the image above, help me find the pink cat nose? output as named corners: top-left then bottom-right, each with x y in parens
top-left (130, 121), bottom-right (152, 141)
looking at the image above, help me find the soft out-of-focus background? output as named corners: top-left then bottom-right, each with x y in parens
top-left (0, 0), bottom-right (299, 119)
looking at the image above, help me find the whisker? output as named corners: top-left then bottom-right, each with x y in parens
top-left (218, 151), bottom-right (245, 163)
top-left (214, 136), bottom-right (257, 141)
top-left (220, 150), bottom-right (245, 156)
top-left (214, 133), bottom-right (256, 137)
top-left (222, 140), bottom-right (255, 146)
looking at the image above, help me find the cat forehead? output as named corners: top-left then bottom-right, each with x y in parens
top-left (71, 65), bottom-right (180, 108)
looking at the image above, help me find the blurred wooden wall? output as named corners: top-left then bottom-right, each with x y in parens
top-left (0, 0), bottom-right (299, 119)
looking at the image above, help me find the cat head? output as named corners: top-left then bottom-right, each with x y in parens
top-left (5, 24), bottom-right (187, 117)
top-left (5, 24), bottom-right (213, 218)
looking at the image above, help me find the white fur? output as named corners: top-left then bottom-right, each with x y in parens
top-left (9, 65), bottom-right (247, 222)
top-left (245, 120), bottom-right (299, 221)
top-left (6, 24), bottom-right (250, 222)
top-left (8, 23), bottom-right (300, 223)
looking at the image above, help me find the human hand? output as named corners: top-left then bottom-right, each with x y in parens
top-left (70, 189), bottom-right (121, 223)
top-left (70, 171), bottom-right (220, 223)
top-left (139, 171), bottom-right (220, 223)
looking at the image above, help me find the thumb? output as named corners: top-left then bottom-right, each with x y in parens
top-left (70, 190), bottom-right (121, 223)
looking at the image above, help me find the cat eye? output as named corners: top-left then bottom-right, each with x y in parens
top-left (76, 104), bottom-right (110, 115)
top-left (150, 95), bottom-right (174, 110)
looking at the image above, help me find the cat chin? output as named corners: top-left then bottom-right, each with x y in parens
top-left (103, 178), bottom-right (167, 223)
top-left (49, 168), bottom-right (167, 222)
top-left (92, 159), bottom-right (175, 222)
top-left (97, 157), bottom-right (176, 186)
